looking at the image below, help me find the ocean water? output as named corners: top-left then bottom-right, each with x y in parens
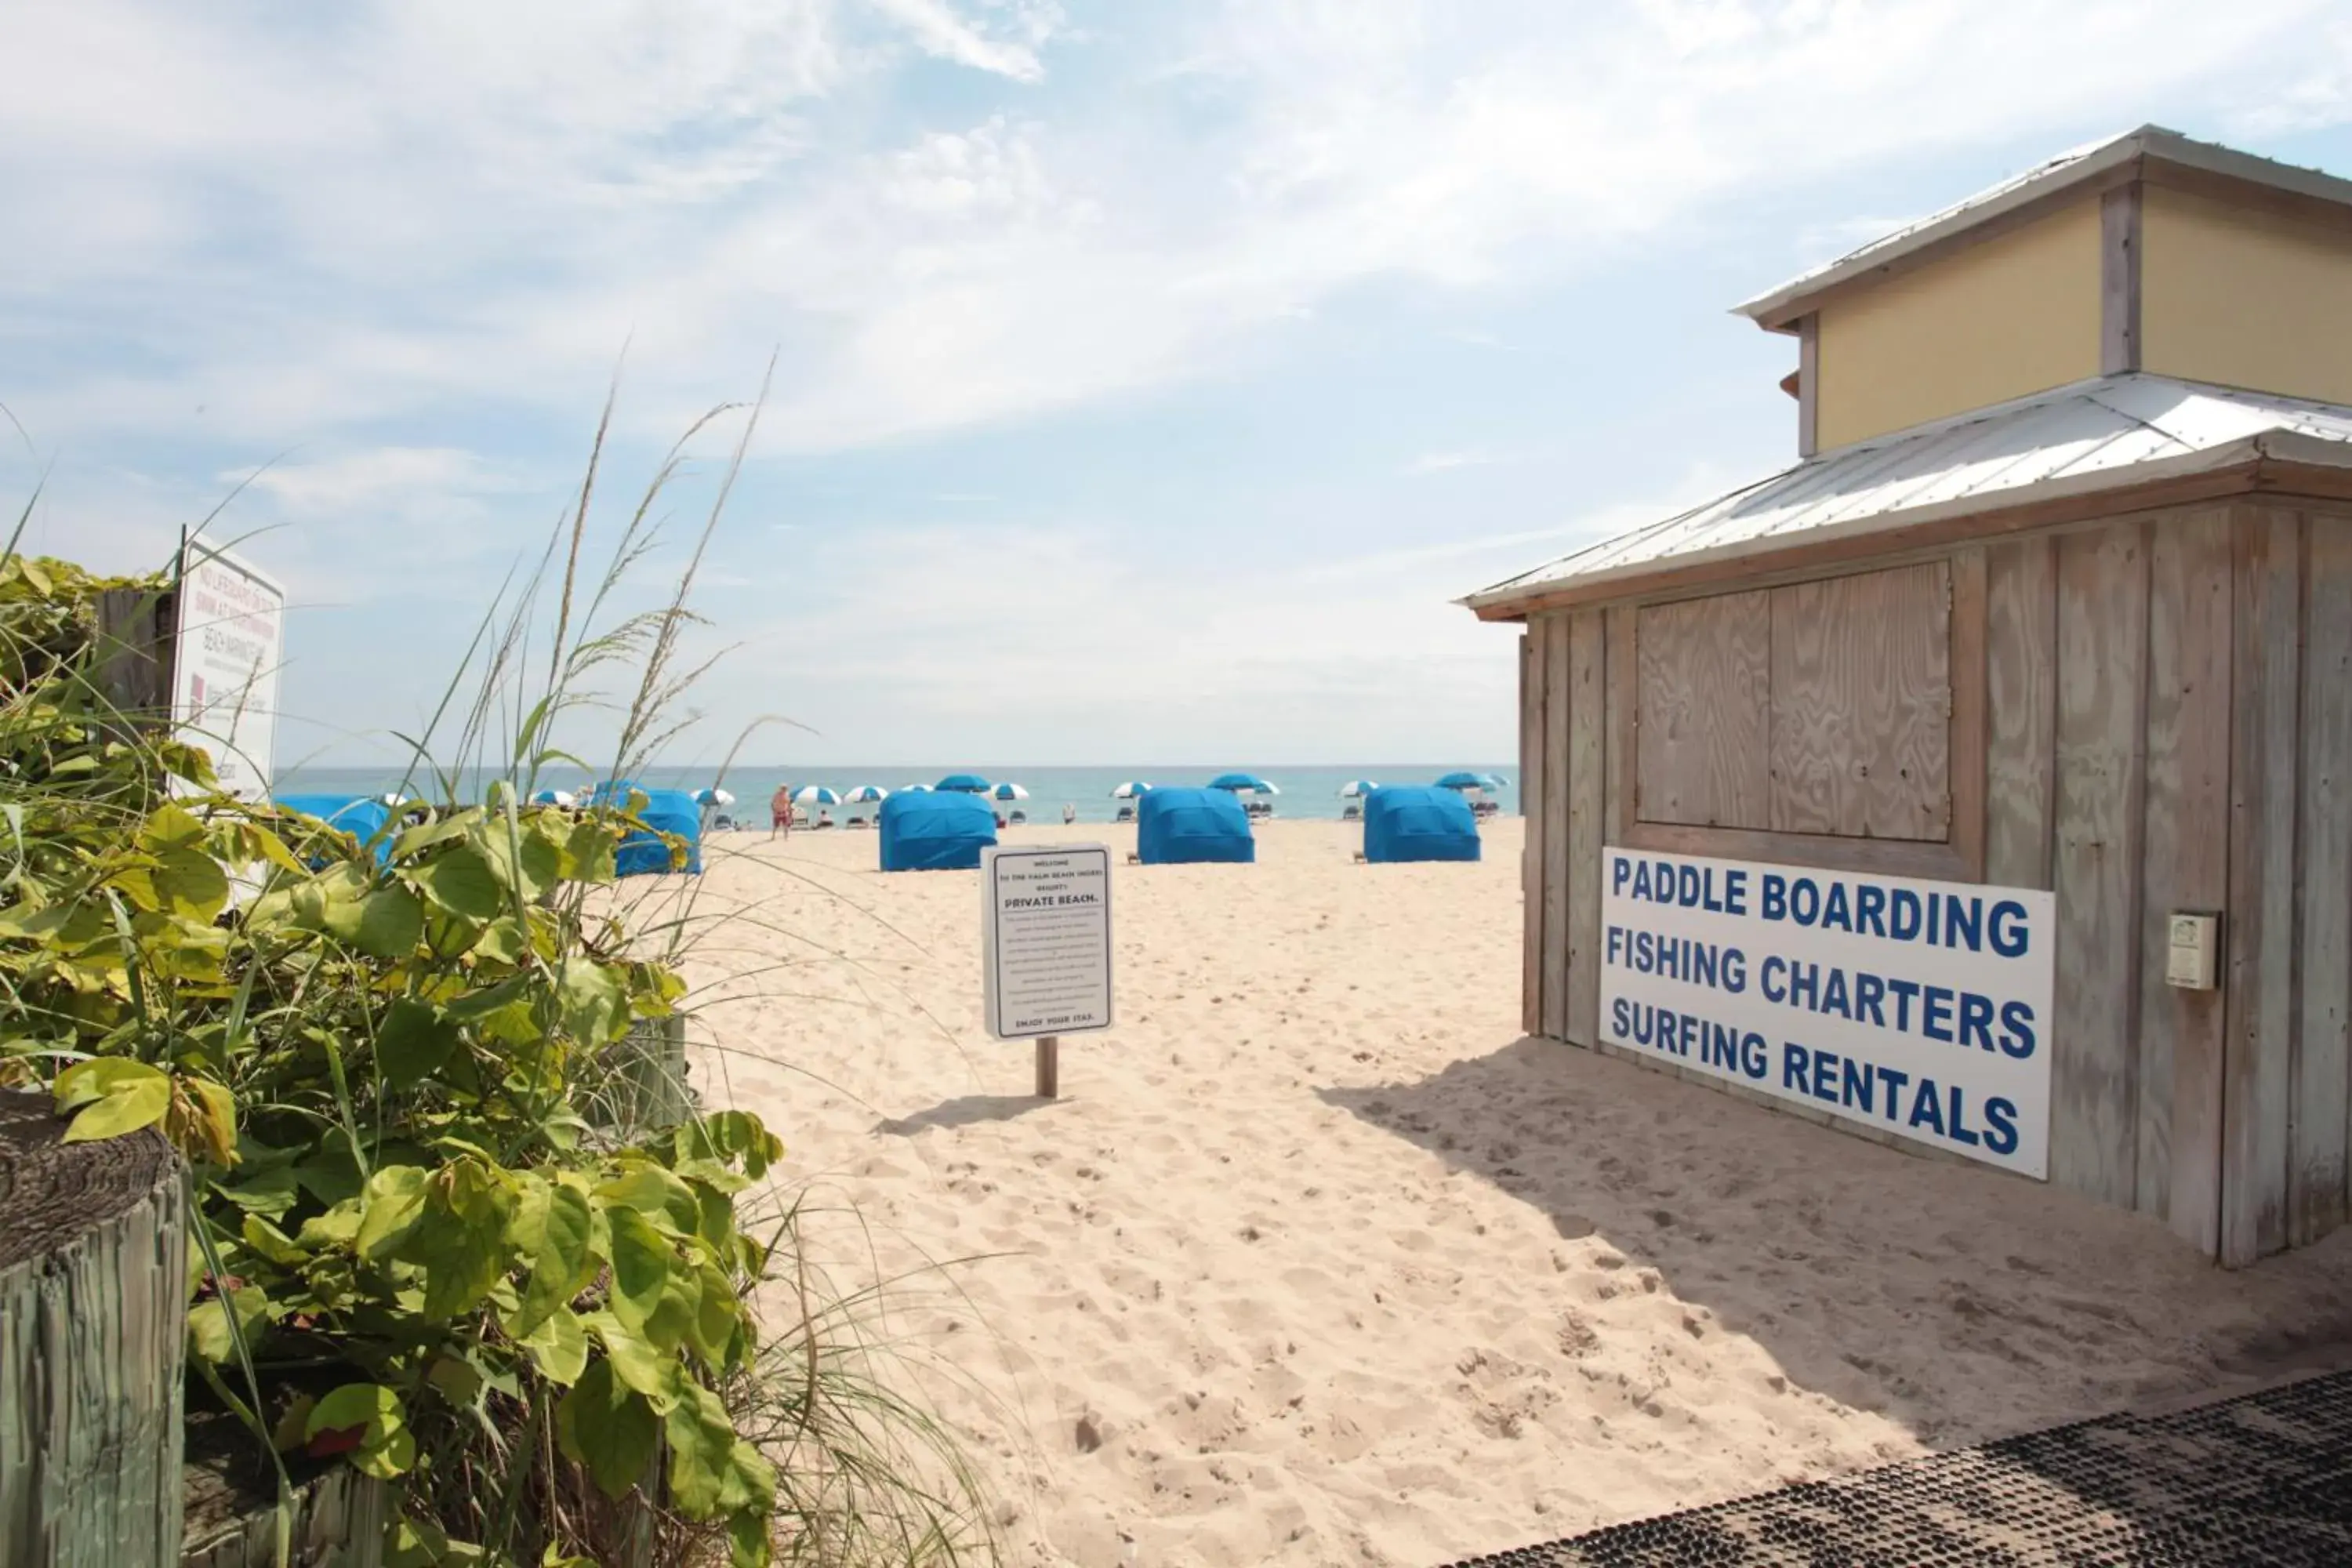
top-left (270, 764), bottom-right (1519, 825)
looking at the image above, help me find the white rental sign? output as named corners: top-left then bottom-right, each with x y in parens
top-left (172, 535), bottom-right (285, 800)
top-left (982, 844), bottom-right (1114, 1040)
top-left (1599, 847), bottom-right (2056, 1179)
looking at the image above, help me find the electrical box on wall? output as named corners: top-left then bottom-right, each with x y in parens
top-left (2165, 912), bottom-right (2221, 991)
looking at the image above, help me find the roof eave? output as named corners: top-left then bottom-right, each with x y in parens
top-left (1730, 133), bottom-right (2150, 329)
top-left (1732, 125), bottom-right (2352, 332)
top-left (1461, 431), bottom-right (2352, 622)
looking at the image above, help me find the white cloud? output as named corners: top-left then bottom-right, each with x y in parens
top-left (228, 448), bottom-right (528, 516)
top-left (9, 0), bottom-right (2347, 458)
top-left (865, 0), bottom-right (1062, 82)
top-left (1403, 450), bottom-right (1500, 476)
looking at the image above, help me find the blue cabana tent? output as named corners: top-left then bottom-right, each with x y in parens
top-left (274, 793), bottom-right (395, 863)
top-left (1137, 787), bottom-right (1254, 865)
top-left (615, 787), bottom-right (704, 877)
top-left (1362, 786), bottom-right (1481, 863)
top-left (879, 790), bottom-right (996, 871)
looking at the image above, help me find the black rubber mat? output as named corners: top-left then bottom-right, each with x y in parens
top-left (1438, 1368), bottom-right (2352, 1566)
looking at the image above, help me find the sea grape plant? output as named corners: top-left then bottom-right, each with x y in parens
top-left (0, 545), bottom-right (788, 1565)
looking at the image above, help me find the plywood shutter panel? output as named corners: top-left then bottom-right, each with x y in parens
top-left (1634, 590), bottom-right (1772, 829)
top-left (1769, 561), bottom-right (1953, 841)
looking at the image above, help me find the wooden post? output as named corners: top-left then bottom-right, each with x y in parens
top-left (1035, 1036), bottom-right (1058, 1100)
top-left (0, 1089), bottom-right (187, 1568)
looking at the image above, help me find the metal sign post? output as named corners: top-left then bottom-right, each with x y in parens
top-left (980, 844), bottom-right (1112, 1100)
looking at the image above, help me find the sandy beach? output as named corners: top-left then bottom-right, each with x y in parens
top-left (678, 818), bottom-right (2352, 1568)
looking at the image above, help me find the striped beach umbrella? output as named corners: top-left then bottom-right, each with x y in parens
top-left (1338, 779), bottom-right (1377, 798)
top-left (530, 788), bottom-right (576, 807)
top-left (793, 785), bottom-right (840, 807)
top-left (693, 786), bottom-right (735, 807)
top-left (1110, 781), bottom-right (1152, 798)
top-left (841, 785), bottom-right (888, 804)
top-left (989, 782), bottom-right (1029, 801)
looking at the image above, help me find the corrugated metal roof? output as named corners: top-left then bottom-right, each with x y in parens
top-left (1465, 375), bottom-right (2352, 612)
top-left (1734, 126), bottom-right (2352, 329)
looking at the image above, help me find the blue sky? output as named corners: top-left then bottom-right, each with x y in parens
top-left (9, 1), bottom-right (2352, 772)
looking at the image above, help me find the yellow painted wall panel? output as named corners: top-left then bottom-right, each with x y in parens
top-left (2142, 184), bottom-right (2352, 405)
top-left (1815, 199), bottom-right (2103, 449)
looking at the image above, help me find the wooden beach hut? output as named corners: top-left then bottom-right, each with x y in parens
top-left (1468, 126), bottom-right (2352, 1267)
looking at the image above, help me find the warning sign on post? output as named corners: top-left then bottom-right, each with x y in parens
top-left (982, 844), bottom-right (1113, 1040)
top-left (172, 533), bottom-right (285, 800)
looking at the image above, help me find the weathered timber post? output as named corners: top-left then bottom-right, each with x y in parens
top-left (0, 1088), bottom-right (188, 1567)
top-left (601, 1014), bottom-right (695, 1136)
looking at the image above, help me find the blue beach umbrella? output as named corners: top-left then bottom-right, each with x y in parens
top-left (693, 786), bottom-right (735, 808)
top-left (935, 773), bottom-right (993, 793)
top-left (989, 782), bottom-right (1029, 801)
top-left (530, 788), bottom-right (576, 807)
top-left (793, 785), bottom-right (841, 807)
top-left (1208, 772), bottom-right (1278, 795)
top-left (1435, 771), bottom-right (1488, 791)
top-left (1111, 781), bottom-right (1153, 798)
top-left (841, 785), bottom-right (888, 804)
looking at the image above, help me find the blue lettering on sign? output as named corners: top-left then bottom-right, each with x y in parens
top-left (1605, 849), bottom-right (2049, 1174)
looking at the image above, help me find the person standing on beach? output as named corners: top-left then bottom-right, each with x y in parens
top-left (1063, 803), bottom-right (1076, 825)
top-left (770, 783), bottom-right (793, 840)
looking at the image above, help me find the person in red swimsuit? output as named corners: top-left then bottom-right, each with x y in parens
top-left (770, 784), bottom-right (794, 839)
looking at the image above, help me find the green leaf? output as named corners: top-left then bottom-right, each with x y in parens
top-left (401, 1164), bottom-right (515, 1320)
top-left (662, 1377), bottom-right (739, 1519)
top-left (688, 1261), bottom-right (741, 1367)
top-left (606, 1207), bottom-right (672, 1334)
top-left (356, 1166), bottom-right (430, 1261)
top-left (306, 1382), bottom-right (417, 1479)
top-left (728, 1507), bottom-right (773, 1568)
top-left (596, 1161), bottom-right (699, 1230)
top-left (137, 801), bottom-right (209, 853)
top-left (239, 1214), bottom-right (307, 1267)
top-left (407, 847), bottom-right (503, 921)
top-left (511, 1178), bottom-right (594, 1336)
top-left (555, 1359), bottom-right (659, 1497)
top-left (583, 1312), bottom-right (673, 1406)
top-left (426, 1354), bottom-right (484, 1407)
top-left (557, 956), bottom-right (628, 1047)
top-left (374, 999), bottom-right (460, 1091)
top-left (354, 884), bottom-right (425, 959)
top-left (54, 1056), bottom-right (168, 1110)
top-left (521, 1306), bottom-right (589, 1385)
top-left (152, 845), bottom-right (231, 921)
top-left (62, 1073), bottom-right (170, 1142)
top-left (560, 818), bottom-right (617, 884)
top-left (188, 1284), bottom-right (270, 1364)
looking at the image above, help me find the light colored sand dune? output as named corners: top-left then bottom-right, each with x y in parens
top-left (678, 818), bottom-right (2352, 1567)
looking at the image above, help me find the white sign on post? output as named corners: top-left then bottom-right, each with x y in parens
top-left (171, 534), bottom-right (285, 800)
top-left (982, 844), bottom-right (1114, 1042)
top-left (1599, 846), bottom-right (2056, 1179)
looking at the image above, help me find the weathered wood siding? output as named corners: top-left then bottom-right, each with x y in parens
top-left (1635, 590), bottom-right (1771, 828)
top-left (1768, 560), bottom-right (1953, 840)
top-left (1517, 500), bottom-right (2352, 1264)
